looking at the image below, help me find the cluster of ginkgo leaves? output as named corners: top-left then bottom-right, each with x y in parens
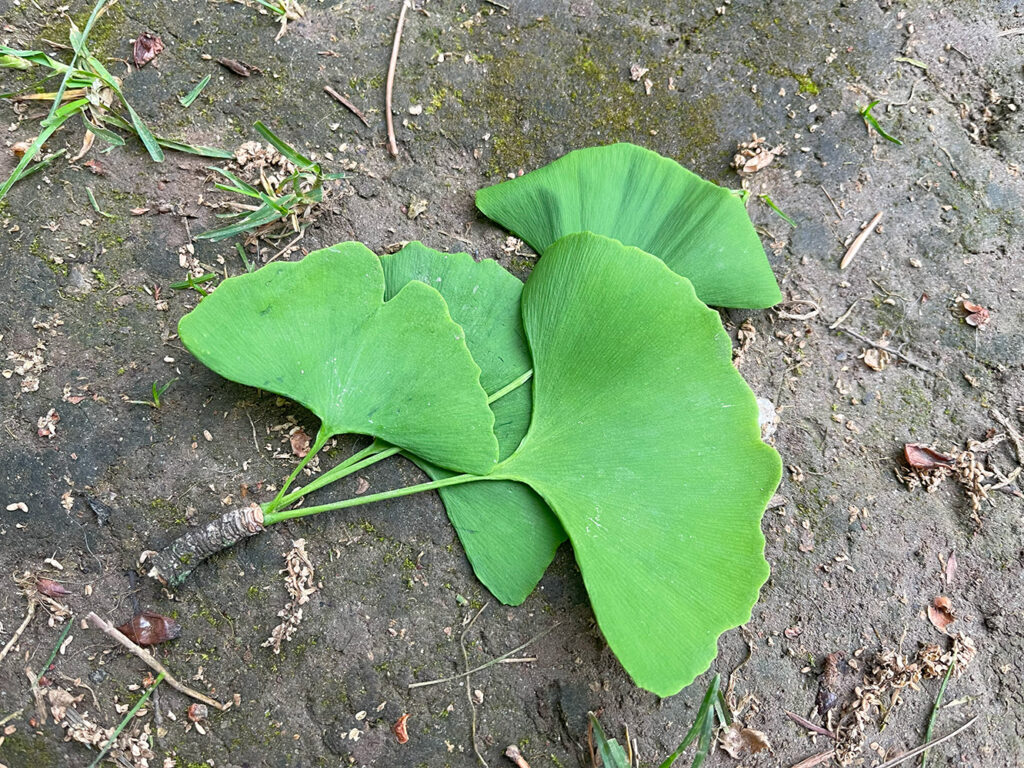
top-left (174, 143), bottom-right (783, 697)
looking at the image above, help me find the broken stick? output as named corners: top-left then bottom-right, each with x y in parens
top-left (385, 0), bottom-right (411, 156)
top-left (840, 211), bottom-right (883, 270)
top-left (85, 612), bottom-right (227, 711)
top-left (324, 86), bottom-right (370, 127)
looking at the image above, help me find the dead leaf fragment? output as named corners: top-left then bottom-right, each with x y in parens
top-left (407, 197), bottom-right (429, 219)
top-left (133, 33), bottom-right (164, 67)
top-left (904, 444), bottom-right (955, 470)
top-left (393, 713), bottom-right (410, 744)
top-left (116, 611), bottom-right (182, 646)
top-left (860, 347), bottom-right (890, 371)
top-left (629, 63), bottom-right (649, 81)
top-left (217, 58), bottom-right (257, 77)
top-left (289, 428), bottom-right (311, 458)
top-left (36, 578), bottom-right (70, 598)
top-left (961, 300), bottom-right (990, 329)
top-left (927, 596), bottom-right (955, 634)
top-left (732, 133), bottom-right (785, 176)
top-left (37, 408), bottom-right (60, 438)
top-left (817, 651), bottom-right (843, 717)
top-left (944, 550), bottom-right (958, 586)
top-left (720, 722), bottom-right (771, 758)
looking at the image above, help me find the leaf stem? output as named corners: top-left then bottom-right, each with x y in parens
top-left (261, 472), bottom-right (483, 526)
top-left (487, 369), bottom-right (533, 404)
top-left (269, 370), bottom-right (534, 511)
top-left (270, 429), bottom-right (330, 506)
top-left (272, 440), bottom-right (395, 511)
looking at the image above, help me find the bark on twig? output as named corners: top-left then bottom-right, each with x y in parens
top-left (385, 0), bottom-right (411, 156)
top-left (840, 211), bottom-right (883, 270)
top-left (143, 504), bottom-right (264, 586)
top-left (85, 612), bottom-right (227, 711)
top-left (505, 745), bottom-right (531, 768)
top-left (0, 598), bottom-right (36, 666)
top-left (324, 86), bottom-right (370, 127)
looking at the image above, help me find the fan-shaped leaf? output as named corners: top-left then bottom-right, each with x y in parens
top-left (179, 243), bottom-right (498, 474)
top-left (490, 232), bottom-right (781, 695)
top-left (381, 242), bottom-right (566, 605)
top-left (475, 143), bottom-right (782, 309)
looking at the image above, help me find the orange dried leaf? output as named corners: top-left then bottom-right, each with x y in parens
top-left (904, 444), bottom-right (955, 470)
top-left (393, 713), bottom-right (410, 744)
top-left (927, 596), bottom-right (955, 634)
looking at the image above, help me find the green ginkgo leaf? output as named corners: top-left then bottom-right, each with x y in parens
top-left (178, 243), bottom-right (498, 475)
top-left (475, 143), bottom-right (782, 309)
top-left (489, 232), bottom-right (781, 696)
top-left (381, 242), bottom-right (566, 605)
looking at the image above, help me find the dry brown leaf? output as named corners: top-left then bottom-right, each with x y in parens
top-left (116, 611), bottom-right (182, 646)
top-left (860, 347), bottom-right (890, 371)
top-left (961, 300), bottom-right (990, 329)
top-left (927, 596), bottom-right (955, 634)
top-left (904, 444), bottom-right (955, 470)
top-left (289, 428), bottom-right (311, 458)
top-left (47, 688), bottom-right (82, 721)
top-left (944, 550), bottom-right (958, 586)
top-left (36, 578), bottom-right (70, 598)
top-left (720, 721), bottom-right (771, 758)
top-left (133, 33), bottom-right (164, 67)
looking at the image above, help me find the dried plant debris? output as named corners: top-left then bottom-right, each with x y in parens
top-left (720, 721), bottom-right (771, 758)
top-left (732, 133), bottom-right (785, 176)
top-left (263, 538), bottom-right (318, 654)
top-left (959, 299), bottom-right (990, 329)
top-left (860, 347), bottom-right (890, 371)
top-left (834, 635), bottom-right (975, 765)
top-left (817, 651), bottom-right (844, 718)
top-left (132, 33), bottom-right (163, 67)
top-left (927, 596), bottom-right (956, 635)
top-left (16, 570), bottom-right (71, 619)
top-left (4, 342), bottom-right (47, 391)
top-left (898, 429), bottom-right (1022, 525)
top-left (50, 685), bottom-right (158, 767)
top-left (37, 408), bottom-right (60, 438)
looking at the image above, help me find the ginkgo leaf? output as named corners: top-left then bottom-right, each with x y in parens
top-left (179, 242), bottom-right (498, 475)
top-left (381, 242), bottom-right (566, 605)
top-left (489, 232), bottom-right (782, 696)
top-left (475, 143), bottom-right (782, 309)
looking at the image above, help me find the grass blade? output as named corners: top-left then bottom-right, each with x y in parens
top-left (588, 713), bottom-right (632, 768)
top-left (860, 100), bottom-right (903, 145)
top-left (0, 98), bottom-right (88, 202)
top-left (254, 120), bottom-right (312, 167)
top-left (45, 0), bottom-right (108, 123)
top-left (921, 651), bottom-right (957, 768)
top-left (208, 166), bottom-right (261, 197)
top-left (100, 114), bottom-right (232, 158)
top-left (196, 205), bottom-right (284, 241)
top-left (759, 193), bottom-right (797, 227)
top-left (179, 74), bottom-right (211, 107)
top-left (14, 149), bottom-right (67, 182)
top-left (153, 138), bottom-right (232, 159)
top-left (81, 111), bottom-right (124, 146)
top-left (81, 52), bottom-right (164, 162)
top-left (658, 674), bottom-right (720, 768)
top-left (86, 187), bottom-right (114, 218)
